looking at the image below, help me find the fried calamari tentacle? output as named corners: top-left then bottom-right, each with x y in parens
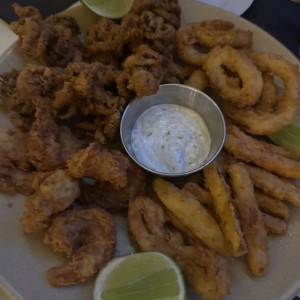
top-left (10, 3), bottom-right (83, 67)
top-left (227, 163), bottom-right (269, 276)
top-left (27, 99), bottom-right (81, 171)
top-left (128, 195), bottom-right (231, 300)
top-left (21, 170), bottom-right (80, 234)
top-left (225, 125), bottom-right (300, 179)
top-left (53, 62), bottom-right (120, 119)
top-left (245, 165), bottom-right (300, 207)
top-left (116, 45), bottom-right (164, 99)
top-left (44, 207), bottom-right (116, 286)
top-left (79, 163), bottom-right (146, 211)
top-left (67, 142), bottom-right (130, 189)
top-left (0, 127), bottom-right (30, 171)
top-left (223, 52), bottom-right (300, 135)
top-left (131, 0), bottom-right (181, 29)
top-left (203, 46), bottom-right (263, 108)
top-left (192, 20), bottom-right (253, 49)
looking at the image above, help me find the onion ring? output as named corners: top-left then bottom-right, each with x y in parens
top-left (203, 46), bottom-right (263, 108)
top-left (223, 52), bottom-right (300, 135)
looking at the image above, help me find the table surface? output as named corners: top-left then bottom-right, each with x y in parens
top-left (0, 0), bottom-right (299, 300)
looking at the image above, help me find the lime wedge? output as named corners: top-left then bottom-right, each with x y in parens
top-left (80, 0), bottom-right (134, 19)
top-left (93, 252), bottom-right (185, 300)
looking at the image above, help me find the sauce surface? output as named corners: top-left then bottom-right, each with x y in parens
top-left (131, 104), bottom-right (211, 173)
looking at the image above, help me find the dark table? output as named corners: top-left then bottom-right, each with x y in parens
top-left (0, 0), bottom-right (299, 299)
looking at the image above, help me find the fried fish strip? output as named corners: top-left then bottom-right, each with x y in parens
top-left (128, 195), bottom-right (231, 300)
top-left (153, 178), bottom-right (229, 256)
top-left (227, 163), bottom-right (269, 276)
top-left (203, 159), bottom-right (247, 257)
top-left (225, 125), bottom-right (300, 179)
top-left (245, 165), bottom-right (300, 207)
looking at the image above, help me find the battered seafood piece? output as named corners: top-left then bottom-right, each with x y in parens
top-left (203, 158), bottom-right (247, 257)
top-left (225, 125), bottom-right (300, 179)
top-left (79, 163), bottom-right (146, 211)
top-left (67, 142), bottom-right (131, 189)
top-left (27, 99), bottom-right (81, 171)
top-left (44, 207), bottom-right (116, 286)
top-left (131, 0), bottom-right (181, 29)
top-left (21, 170), bottom-right (80, 234)
top-left (228, 163), bottom-right (269, 276)
top-left (223, 52), bottom-right (300, 134)
top-left (176, 20), bottom-right (253, 67)
top-left (128, 195), bottom-right (231, 300)
top-left (203, 46), bottom-right (263, 108)
top-left (0, 128), bottom-right (30, 171)
top-left (52, 62), bottom-right (120, 119)
top-left (153, 178), bottom-right (229, 256)
top-left (10, 3), bottom-right (83, 67)
top-left (0, 165), bottom-right (37, 195)
top-left (184, 68), bottom-right (208, 91)
top-left (122, 11), bottom-right (176, 57)
top-left (116, 45), bottom-right (164, 99)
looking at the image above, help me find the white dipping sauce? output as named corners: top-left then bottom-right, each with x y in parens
top-left (131, 104), bottom-right (211, 173)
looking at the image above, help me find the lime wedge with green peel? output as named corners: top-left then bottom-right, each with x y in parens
top-left (80, 0), bottom-right (134, 19)
top-left (93, 252), bottom-right (185, 300)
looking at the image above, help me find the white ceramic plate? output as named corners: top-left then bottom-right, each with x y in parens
top-left (0, 1), bottom-right (299, 300)
top-left (194, 0), bottom-right (254, 15)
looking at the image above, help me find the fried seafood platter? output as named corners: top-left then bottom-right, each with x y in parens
top-left (0, 0), bottom-right (300, 300)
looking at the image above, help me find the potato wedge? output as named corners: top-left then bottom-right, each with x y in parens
top-left (153, 178), bottom-right (230, 256)
top-left (203, 159), bottom-right (247, 257)
top-left (228, 163), bottom-right (269, 276)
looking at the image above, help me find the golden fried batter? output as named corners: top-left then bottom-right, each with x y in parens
top-left (67, 142), bottom-right (131, 189)
top-left (44, 207), bottom-right (116, 286)
top-left (21, 170), bottom-right (80, 234)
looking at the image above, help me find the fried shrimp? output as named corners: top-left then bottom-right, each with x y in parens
top-left (21, 170), bottom-right (80, 234)
top-left (223, 52), bottom-right (300, 134)
top-left (225, 125), bottom-right (300, 179)
top-left (44, 207), bottom-right (116, 286)
top-left (203, 46), bottom-right (263, 108)
top-left (128, 195), bottom-right (231, 300)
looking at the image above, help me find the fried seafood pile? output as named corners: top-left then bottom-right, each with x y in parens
top-left (0, 0), bottom-right (300, 299)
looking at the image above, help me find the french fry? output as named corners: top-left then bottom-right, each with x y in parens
top-left (182, 181), bottom-right (213, 207)
top-left (228, 163), bottom-right (269, 276)
top-left (262, 213), bottom-right (287, 235)
top-left (153, 178), bottom-right (230, 256)
top-left (203, 159), bottom-right (247, 257)
top-left (255, 190), bottom-right (289, 221)
top-left (246, 164), bottom-right (300, 207)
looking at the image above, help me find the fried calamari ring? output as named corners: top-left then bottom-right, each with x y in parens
top-left (44, 207), bottom-right (116, 286)
top-left (192, 20), bottom-right (253, 49)
top-left (176, 20), bottom-right (253, 67)
top-left (203, 46), bottom-right (263, 108)
top-left (223, 52), bottom-right (300, 135)
top-left (184, 68), bottom-right (208, 91)
top-left (225, 125), bottom-right (300, 179)
top-left (176, 25), bottom-right (207, 66)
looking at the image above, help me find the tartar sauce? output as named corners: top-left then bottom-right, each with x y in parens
top-left (131, 104), bottom-right (211, 173)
